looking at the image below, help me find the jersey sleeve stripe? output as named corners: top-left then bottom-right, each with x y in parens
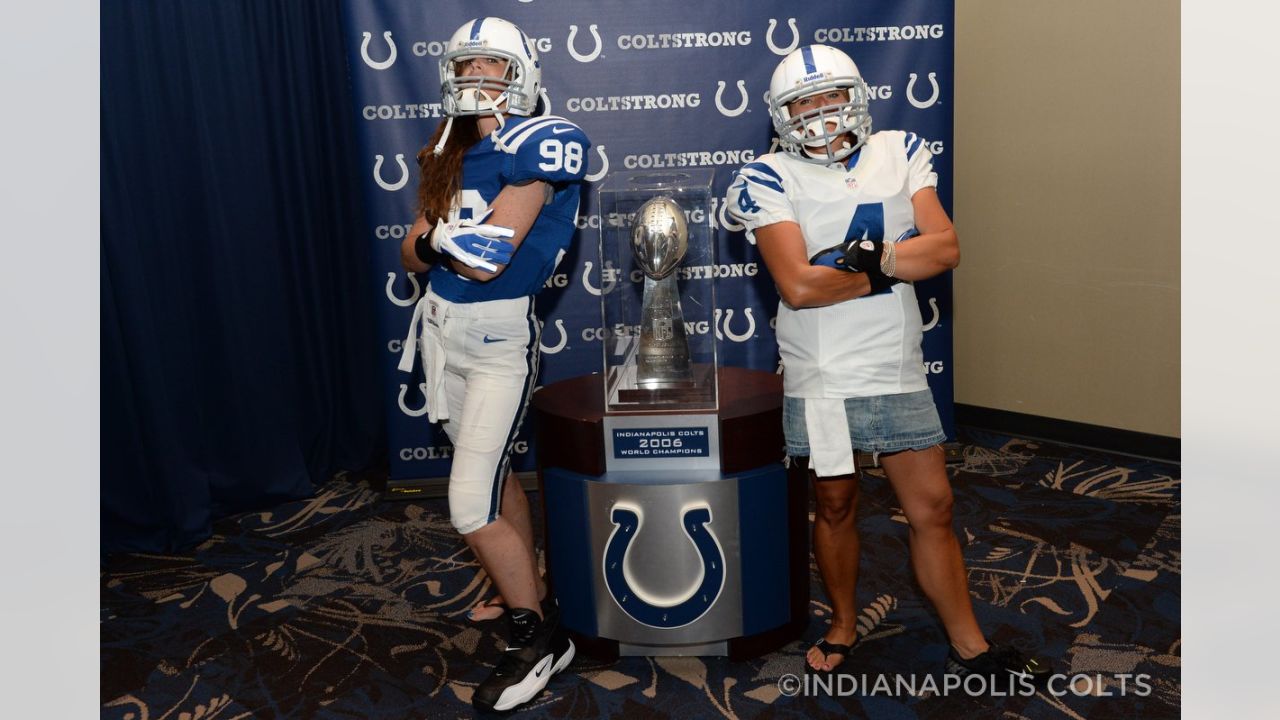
top-left (905, 134), bottom-right (925, 160)
top-left (743, 174), bottom-right (784, 195)
top-left (498, 115), bottom-right (571, 143)
top-left (500, 116), bottom-right (574, 153)
top-left (741, 161), bottom-right (784, 183)
top-left (496, 116), bottom-right (554, 147)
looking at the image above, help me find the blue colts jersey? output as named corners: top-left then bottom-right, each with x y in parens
top-left (427, 115), bottom-right (591, 302)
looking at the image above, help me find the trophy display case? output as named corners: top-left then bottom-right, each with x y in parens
top-left (596, 170), bottom-right (718, 412)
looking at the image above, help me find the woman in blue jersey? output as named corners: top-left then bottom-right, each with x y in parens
top-left (727, 45), bottom-right (1048, 684)
top-left (397, 17), bottom-right (588, 713)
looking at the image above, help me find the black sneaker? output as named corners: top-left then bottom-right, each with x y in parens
top-left (547, 623), bottom-right (575, 678)
top-left (541, 602), bottom-right (576, 678)
top-left (473, 608), bottom-right (557, 712)
top-left (946, 643), bottom-right (1051, 686)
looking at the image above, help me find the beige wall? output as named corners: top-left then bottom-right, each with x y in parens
top-left (952, 1), bottom-right (1179, 436)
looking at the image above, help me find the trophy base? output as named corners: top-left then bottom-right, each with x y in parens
top-left (616, 363), bottom-right (716, 404)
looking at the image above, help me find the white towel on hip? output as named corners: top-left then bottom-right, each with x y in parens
top-left (397, 295), bottom-right (451, 424)
top-left (804, 397), bottom-right (856, 478)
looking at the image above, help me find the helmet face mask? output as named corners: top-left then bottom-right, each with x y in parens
top-left (767, 45), bottom-right (872, 163)
top-left (440, 18), bottom-right (541, 118)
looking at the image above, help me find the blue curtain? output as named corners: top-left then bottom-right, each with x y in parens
top-left (102, 1), bottom-right (384, 553)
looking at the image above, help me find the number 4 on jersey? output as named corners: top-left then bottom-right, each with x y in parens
top-left (844, 202), bottom-right (884, 243)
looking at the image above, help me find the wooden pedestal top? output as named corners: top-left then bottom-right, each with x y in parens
top-left (531, 366), bottom-right (785, 476)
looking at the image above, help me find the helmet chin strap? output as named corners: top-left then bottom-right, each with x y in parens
top-left (490, 111), bottom-right (509, 151)
top-left (456, 87), bottom-right (499, 114)
top-left (433, 89), bottom-right (508, 155)
top-left (800, 139), bottom-right (851, 161)
top-left (793, 110), bottom-right (857, 161)
top-left (800, 126), bottom-right (851, 161)
top-left (802, 114), bottom-right (844, 141)
top-left (432, 115), bottom-right (454, 156)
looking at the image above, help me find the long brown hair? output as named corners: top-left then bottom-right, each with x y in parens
top-left (415, 116), bottom-right (481, 224)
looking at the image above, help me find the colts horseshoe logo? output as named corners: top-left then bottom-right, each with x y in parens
top-left (715, 308), bottom-right (756, 342)
top-left (715, 80), bottom-right (749, 117)
top-left (360, 31), bottom-right (397, 70)
top-left (374, 154), bottom-right (409, 192)
top-left (766, 18), bottom-right (800, 56)
top-left (580, 260), bottom-right (616, 297)
top-left (385, 271), bottom-right (421, 307)
top-left (398, 383), bottom-right (429, 417)
top-left (567, 24), bottom-right (602, 63)
top-left (539, 318), bottom-right (568, 354)
top-left (906, 72), bottom-right (941, 109)
top-left (585, 145), bottom-right (609, 183)
top-left (603, 503), bottom-right (725, 628)
top-left (922, 297), bottom-right (941, 331)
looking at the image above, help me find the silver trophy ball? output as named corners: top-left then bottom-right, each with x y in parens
top-left (630, 196), bottom-right (688, 280)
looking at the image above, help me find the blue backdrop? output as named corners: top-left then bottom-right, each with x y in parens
top-left (339, 0), bottom-right (956, 482)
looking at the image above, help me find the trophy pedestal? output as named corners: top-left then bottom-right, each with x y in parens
top-left (614, 362), bottom-right (716, 404)
top-left (532, 367), bottom-right (808, 660)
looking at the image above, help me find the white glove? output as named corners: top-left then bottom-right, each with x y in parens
top-left (431, 209), bottom-right (516, 273)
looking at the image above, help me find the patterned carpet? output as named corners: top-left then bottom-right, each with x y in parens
top-left (101, 429), bottom-right (1180, 719)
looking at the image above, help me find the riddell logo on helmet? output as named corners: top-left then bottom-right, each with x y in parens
top-left (801, 71), bottom-right (826, 83)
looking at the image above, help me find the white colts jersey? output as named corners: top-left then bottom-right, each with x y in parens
top-left (726, 130), bottom-right (938, 399)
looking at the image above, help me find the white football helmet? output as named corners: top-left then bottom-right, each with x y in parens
top-left (439, 17), bottom-right (541, 118)
top-left (766, 45), bottom-right (872, 163)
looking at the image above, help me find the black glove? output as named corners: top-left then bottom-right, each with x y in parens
top-left (840, 238), bottom-right (884, 273)
top-left (809, 237), bottom-right (883, 273)
top-left (866, 271), bottom-right (900, 294)
top-left (809, 238), bottom-right (899, 294)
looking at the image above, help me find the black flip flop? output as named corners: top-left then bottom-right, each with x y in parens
top-left (808, 638), bottom-right (852, 673)
top-left (465, 596), bottom-right (506, 622)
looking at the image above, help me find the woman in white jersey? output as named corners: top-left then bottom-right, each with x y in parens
top-left (397, 17), bottom-right (587, 712)
top-left (726, 45), bottom-right (1047, 682)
